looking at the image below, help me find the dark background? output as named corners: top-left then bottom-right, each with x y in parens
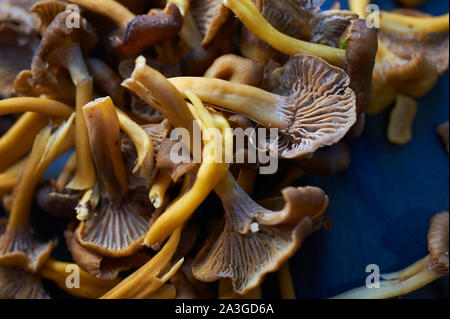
top-left (1, 0), bottom-right (448, 299)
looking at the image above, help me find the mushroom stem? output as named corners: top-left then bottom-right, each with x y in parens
top-left (66, 77), bottom-right (96, 190)
top-left (348, 0), bottom-right (369, 19)
top-left (82, 97), bottom-right (129, 199)
top-left (146, 283), bottom-right (177, 299)
top-left (116, 108), bottom-right (154, 179)
top-left (0, 97), bottom-right (73, 117)
top-left (68, 0), bottom-right (134, 30)
top-left (40, 258), bottom-right (121, 299)
top-left (0, 112), bottom-right (49, 172)
top-left (221, 0), bottom-right (346, 66)
top-left (380, 11), bottom-right (449, 34)
top-left (331, 255), bottom-right (446, 299)
top-left (168, 77), bottom-right (288, 129)
top-left (8, 114), bottom-right (75, 228)
top-left (278, 262), bottom-right (296, 299)
top-left (100, 227), bottom-right (183, 299)
top-left (149, 172), bottom-right (173, 209)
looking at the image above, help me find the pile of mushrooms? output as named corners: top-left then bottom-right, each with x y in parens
top-left (0, 0), bottom-right (447, 299)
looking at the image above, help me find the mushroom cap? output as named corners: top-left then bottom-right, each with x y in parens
top-left (263, 54), bottom-right (357, 159)
top-left (0, 219), bottom-right (54, 273)
top-left (190, 0), bottom-right (230, 47)
top-left (193, 183), bottom-right (329, 294)
top-left (204, 54), bottom-right (264, 87)
top-left (0, 0), bottom-right (39, 35)
top-left (65, 228), bottom-right (149, 280)
top-left (379, 9), bottom-right (449, 76)
top-left (427, 212), bottom-right (449, 274)
top-left (30, 9), bottom-right (98, 84)
top-left (112, 2), bottom-right (183, 55)
top-left (29, 0), bottom-right (68, 35)
top-left (36, 180), bottom-right (79, 218)
top-left (0, 24), bottom-right (39, 97)
top-left (342, 19), bottom-right (378, 115)
top-left (0, 266), bottom-right (50, 299)
top-left (310, 9), bottom-right (358, 47)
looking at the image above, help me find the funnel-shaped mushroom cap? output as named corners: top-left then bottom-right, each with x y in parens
top-left (0, 266), bottom-right (50, 299)
top-left (112, 2), bottom-right (183, 55)
top-left (31, 9), bottom-right (97, 84)
top-left (30, 0), bottom-right (68, 35)
top-left (0, 219), bottom-right (54, 273)
top-left (65, 228), bottom-right (149, 280)
top-left (191, 0), bottom-right (230, 47)
top-left (193, 180), bottom-right (329, 294)
top-left (263, 54), bottom-right (356, 158)
top-left (428, 212), bottom-right (449, 274)
top-left (378, 9), bottom-right (449, 76)
top-left (310, 10), bottom-right (358, 47)
top-left (36, 180), bottom-right (79, 218)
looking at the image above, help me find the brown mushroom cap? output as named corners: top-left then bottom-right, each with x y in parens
top-left (111, 2), bottom-right (183, 55)
top-left (190, 0), bottom-right (230, 47)
top-left (65, 228), bottom-right (149, 280)
top-left (30, 0), bottom-right (68, 35)
top-left (0, 219), bottom-right (54, 273)
top-left (341, 19), bottom-right (378, 115)
top-left (204, 54), bottom-right (264, 87)
top-left (0, 266), bottom-right (50, 299)
top-left (263, 54), bottom-right (357, 158)
top-left (427, 212), bottom-right (449, 274)
top-left (378, 10), bottom-right (449, 76)
top-left (310, 9), bottom-right (358, 47)
top-left (30, 9), bottom-right (97, 85)
top-left (193, 178), bottom-right (329, 294)
top-left (36, 180), bottom-right (79, 218)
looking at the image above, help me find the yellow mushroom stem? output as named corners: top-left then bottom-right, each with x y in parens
top-left (146, 283), bottom-right (177, 299)
top-left (8, 114), bottom-right (75, 228)
top-left (100, 227), bottom-right (184, 299)
top-left (82, 97), bottom-right (129, 197)
top-left (331, 255), bottom-right (447, 299)
top-left (387, 94), bottom-right (417, 145)
top-left (278, 262), bottom-right (296, 299)
top-left (40, 258), bottom-right (121, 299)
top-left (0, 159), bottom-right (27, 197)
top-left (69, 0), bottom-right (134, 30)
top-left (168, 77), bottom-right (290, 129)
top-left (55, 153), bottom-right (77, 192)
top-left (143, 92), bottom-right (231, 247)
top-left (221, 0), bottom-right (346, 66)
top-left (0, 97), bottom-right (73, 117)
top-left (149, 172), bottom-right (173, 209)
top-left (66, 77), bottom-right (96, 191)
top-left (116, 108), bottom-right (154, 179)
top-left (380, 11), bottom-right (449, 34)
top-left (349, 0), bottom-right (369, 19)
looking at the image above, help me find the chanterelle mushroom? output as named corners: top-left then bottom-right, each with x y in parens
top-left (193, 172), bottom-right (330, 294)
top-left (169, 54), bottom-right (357, 159)
top-left (0, 114), bottom-right (74, 273)
top-left (74, 97), bottom-right (152, 258)
top-left (332, 212), bottom-right (449, 299)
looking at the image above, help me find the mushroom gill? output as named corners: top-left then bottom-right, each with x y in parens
top-left (0, 266), bottom-right (50, 299)
top-left (170, 54), bottom-right (357, 159)
top-left (192, 172), bottom-right (329, 294)
top-left (74, 97), bottom-right (152, 258)
top-left (0, 114), bottom-right (75, 273)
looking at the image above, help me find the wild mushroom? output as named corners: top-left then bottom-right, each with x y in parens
top-left (0, 96), bottom-right (73, 172)
top-left (192, 172), bottom-right (330, 294)
top-left (0, 114), bottom-right (75, 272)
top-left (169, 53), bottom-right (357, 159)
top-left (100, 226), bottom-right (184, 299)
top-left (0, 266), bottom-right (49, 299)
top-left (278, 262), bottom-right (295, 299)
top-left (74, 97), bottom-right (152, 258)
top-left (332, 212), bottom-right (449, 299)
top-left (387, 94), bottom-right (417, 145)
top-left (31, 9), bottom-right (98, 190)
